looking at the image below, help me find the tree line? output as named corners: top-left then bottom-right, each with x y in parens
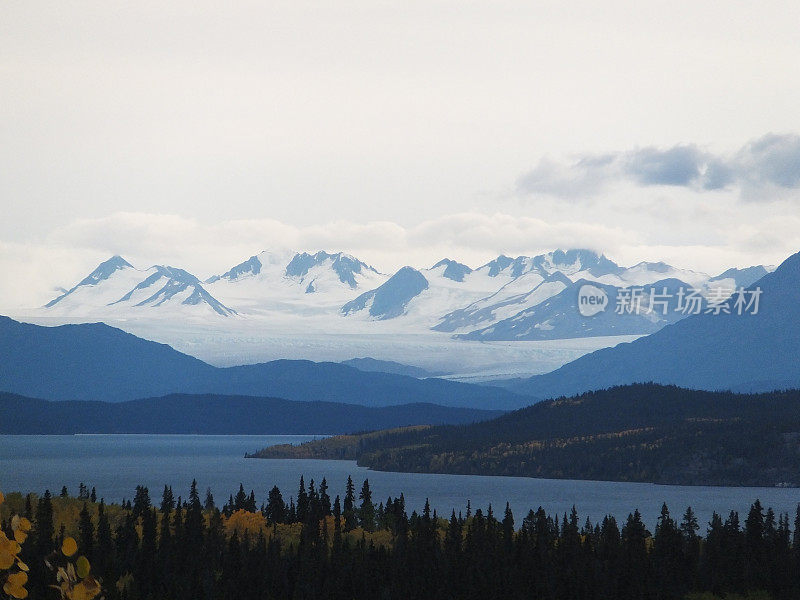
top-left (2, 477), bottom-right (800, 600)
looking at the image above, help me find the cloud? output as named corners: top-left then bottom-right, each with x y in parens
top-left (623, 145), bottom-right (707, 186)
top-left (736, 133), bottom-right (800, 193)
top-left (515, 154), bottom-right (617, 198)
top-left (516, 133), bottom-right (800, 200)
top-left (2, 207), bottom-right (799, 312)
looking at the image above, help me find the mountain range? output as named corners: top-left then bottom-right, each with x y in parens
top-left (34, 248), bottom-right (772, 343)
top-left (497, 249), bottom-right (800, 398)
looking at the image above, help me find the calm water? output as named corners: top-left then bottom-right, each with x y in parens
top-left (1, 435), bottom-right (798, 529)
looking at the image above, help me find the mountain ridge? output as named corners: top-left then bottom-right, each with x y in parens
top-left (0, 391), bottom-right (504, 434)
top-left (0, 315), bottom-right (529, 409)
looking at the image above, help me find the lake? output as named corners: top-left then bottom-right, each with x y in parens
top-left (2, 434), bottom-right (798, 529)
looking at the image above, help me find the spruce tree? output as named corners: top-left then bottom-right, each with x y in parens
top-left (502, 502), bottom-right (514, 553)
top-left (358, 479), bottom-right (375, 532)
top-left (27, 490), bottom-right (55, 598)
top-left (234, 484), bottom-right (248, 511)
top-left (265, 486), bottom-right (286, 523)
top-left (319, 477), bottom-right (331, 516)
top-left (78, 502), bottom-right (95, 561)
top-left (297, 476), bottom-right (309, 523)
top-left (132, 484), bottom-right (151, 519)
top-left (160, 485), bottom-right (175, 514)
top-left (343, 475), bottom-right (357, 531)
top-left (136, 507), bottom-right (158, 597)
top-left (95, 500), bottom-right (115, 589)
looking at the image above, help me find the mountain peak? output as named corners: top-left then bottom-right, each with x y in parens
top-left (532, 249), bottom-right (622, 277)
top-left (83, 255), bottom-right (134, 282)
top-left (286, 250), bottom-right (377, 288)
top-left (431, 258), bottom-right (473, 282)
top-left (481, 255), bottom-right (515, 277)
top-left (45, 255), bottom-right (134, 307)
top-left (208, 255), bottom-right (263, 283)
top-left (342, 266), bottom-right (428, 320)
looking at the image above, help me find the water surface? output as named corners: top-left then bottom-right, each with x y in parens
top-left (2, 435), bottom-right (797, 529)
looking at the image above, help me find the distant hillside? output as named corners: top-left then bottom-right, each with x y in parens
top-left (0, 316), bottom-right (215, 402)
top-left (0, 316), bottom-right (527, 409)
top-left (341, 357), bottom-right (439, 378)
top-left (506, 249), bottom-right (800, 398)
top-left (250, 383), bottom-right (800, 486)
top-left (0, 392), bottom-right (504, 434)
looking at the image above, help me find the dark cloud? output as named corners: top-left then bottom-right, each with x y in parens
top-left (623, 145), bottom-right (706, 186)
top-left (517, 133), bottom-right (800, 200)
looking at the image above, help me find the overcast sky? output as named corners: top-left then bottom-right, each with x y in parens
top-left (2, 1), bottom-right (800, 307)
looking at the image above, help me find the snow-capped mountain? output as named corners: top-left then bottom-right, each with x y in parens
top-left (510, 249), bottom-right (800, 398)
top-left (46, 255), bottom-right (138, 309)
top-left (433, 272), bottom-right (572, 333)
top-left (458, 278), bottom-right (703, 341)
top-left (110, 265), bottom-right (234, 316)
top-left (44, 256), bottom-right (235, 317)
top-left (36, 248), bottom-right (774, 345)
top-left (430, 251), bottom-right (737, 335)
top-left (432, 259), bottom-right (473, 282)
top-left (342, 267), bottom-right (429, 320)
top-left (204, 249), bottom-right (386, 318)
top-left (341, 257), bottom-right (526, 326)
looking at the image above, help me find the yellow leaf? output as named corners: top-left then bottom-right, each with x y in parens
top-left (16, 559), bottom-right (28, 572)
top-left (76, 555), bottom-right (90, 579)
top-left (3, 581), bottom-right (28, 599)
top-left (0, 551), bottom-right (14, 570)
top-left (0, 491), bottom-right (5, 505)
top-left (13, 531), bottom-right (27, 544)
top-left (4, 573), bottom-right (29, 599)
top-left (7, 572), bottom-right (27, 586)
top-left (62, 537), bottom-right (78, 557)
top-left (70, 579), bottom-right (100, 600)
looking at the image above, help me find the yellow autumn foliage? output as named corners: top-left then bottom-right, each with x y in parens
top-left (224, 509), bottom-right (268, 538)
top-left (1, 490), bottom-right (29, 599)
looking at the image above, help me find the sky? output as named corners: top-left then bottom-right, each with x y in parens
top-left (2, 1), bottom-right (800, 308)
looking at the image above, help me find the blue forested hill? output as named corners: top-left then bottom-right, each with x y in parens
top-left (0, 316), bottom-right (528, 409)
top-left (0, 391), bottom-right (504, 434)
top-left (253, 383), bottom-right (800, 486)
